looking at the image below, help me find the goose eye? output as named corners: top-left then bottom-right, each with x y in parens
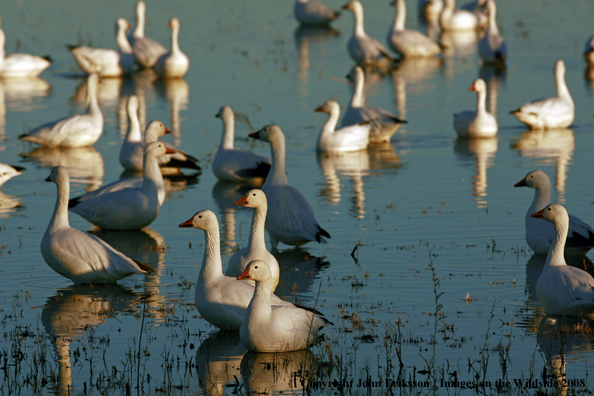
top-left (252, 193), bottom-right (256, 196)
top-left (198, 215), bottom-right (202, 218)
top-left (254, 266), bottom-right (258, 269)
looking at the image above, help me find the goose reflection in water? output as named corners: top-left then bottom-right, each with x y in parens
top-left (294, 25), bottom-right (339, 97)
top-left (510, 128), bottom-right (574, 204)
top-left (41, 284), bottom-right (140, 395)
top-left (273, 248), bottom-right (330, 299)
top-left (0, 77), bottom-right (51, 137)
top-left (195, 331), bottom-right (245, 396)
top-left (212, 181), bottom-right (254, 255)
top-left (153, 78), bottom-right (189, 146)
top-left (19, 146), bottom-right (105, 192)
top-left (478, 62), bottom-right (506, 116)
top-left (0, 190), bottom-right (23, 218)
top-left (453, 137), bottom-right (497, 208)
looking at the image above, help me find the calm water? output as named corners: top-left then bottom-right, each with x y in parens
top-left (2, 0), bottom-right (594, 394)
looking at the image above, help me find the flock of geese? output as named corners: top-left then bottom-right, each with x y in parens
top-left (1, 0), bottom-right (594, 354)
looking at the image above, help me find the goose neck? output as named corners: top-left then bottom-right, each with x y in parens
top-left (48, 177), bottom-right (70, 232)
top-left (266, 138), bottom-right (288, 186)
top-left (142, 151), bottom-right (162, 195)
top-left (392, 0), bottom-right (406, 32)
top-left (487, 6), bottom-right (500, 36)
top-left (527, 184), bottom-right (551, 225)
top-left (126, 107), bottom-right (141, 143)
top-left (350, 73), bottom-right (365, 108)
top-left (133, 6), bottom-right (145, 38)
top-left (545, 220), bottom-right (569, 267)
top-left (248, 205), bottom-right (267, 251)
top-left (117, 26), bottom-right (133, 54)
top-left (170, 24), bottom-right (180, 54)
top-left (220, 112), bottom-right (235, 149)
top-left (86, 80), bottom-right (100, 114)
top-left (351, 4), bottom-right (366, 37)
top-left (475, 88), bottom-right (488, 114)
top-left (556, 70), bottom-right (571, 101)
top-left (323, 107), bottom-right (340, 133)
top-left (200, 227), bottom-right (223, 279)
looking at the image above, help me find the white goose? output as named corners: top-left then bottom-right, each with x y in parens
top-left (154, 18), bottom-right (189, 78)
top-left (68, 18), bottom-right (134, 77)
top-left (514, 169), bottom-right (594, 256)
top-left (42, 166), bottom-right (153, 284)
top-left (294, 0), bottom-right (340, 26)
top-left (440, 0), bottom-right (486, 32)
top-left (225, 189), bottom-right (280, 292)
top-left (342, 66), bottom-right (406, 143)
top-left (511, 60), bottom-right (574, 130)
top-left (0, 163), bottom-right (25, 187)
top-left (341, 0), bottom-right (395, 67)
top-left (453, 78), bottom-right (498, 138)
top-left (19, 74), bottom-right (103, 148)
top-left (249, 125), bottom-right (330, 249)
top-left (69, 141), bottom-right (174, 230)
top-left (388, 0), bottom-right (441, 58)
top-left (238, 260), bottom-right (329, 352)
top-left (0, 17), bottom-right (51, 78)
top-left (315, 100), bottom-right (370, 152)
top-left (532, 204), bottom-right (594, 317)
top-left (178, 210), bottom-right (296, 331)
top-left (130, 1), bottom-right (167, 69)
top-left (212, 105), bottom-right (271, 184)
top-left (477, 0), bottom-right (506, 65)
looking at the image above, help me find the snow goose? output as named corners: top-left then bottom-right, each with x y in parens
top-left (238, 260), bottom-right (329, 352)
top-left (584, 35), bottom-right (594, 66)
top-left (0, 163), bottom-right (25, 187)
top-left (212, 105), bottom-right (271, 185)
top-left (341, 0), bottom-right (396, 67)
top-left (532, 204), bottom-right (594, 317)
top-left (440, 0), bottom-right (486, 31)
top-left (453, 78), bottom-right (497, 138)
top-left (342, 66), bottom-right (407, 143)
top-left (225, 189), bottom-right (280, 291)
top-left (42, 166), bottom-right (152, 284)
top-left (477, 0), bottom-right (506, 65)
top-left (18, 74), bottom-right (103, 148)
top-left (388, 0), bottom-right (441, 58)
top-left (514, 169), bottom-right (594, 256)
top-left (249, 125), bottom-right (330, 249)
top-left (130, 1), bottom-right (167, 68)
top-left (69, 140), bottom-right (174, 230)
top-left (178, 210), bottom-right (296, 331)
top-left (68, 18), bottom-right (134, 77)
top-left (420, 0), bottom-right (443, 26)
top-left (294, 0), bottom-right (340, 26)
top-left (315, 100), bottom-right (370, 152)
top-left (153, 18), bottom-right (189, 78)
top-left (511, 60), bottom-right (574, 130)
top-left (0, 18), bottom-right (50, 78)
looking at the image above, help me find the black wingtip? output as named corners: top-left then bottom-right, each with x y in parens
top-left (318, 226), bottom-right (331, 240)
top-left (68, 196), bottom-right (81, 209)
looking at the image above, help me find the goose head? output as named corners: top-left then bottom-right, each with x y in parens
top-left (116, 18), bottom-right (132, 34)
top-left (314, 100), bottom-right (341, 115)
top-left (341, 0), bottom-right (363, 14)
top-left (144, 141), bottom-right (176, 158)
top-left (469, 78), bottom-right (486, 93)
top-left (237, 259), bottom-right (272, 282)
top-left (144, 120), bottom-right (172, 142)
top-left (555, 59), bottom-right (566, 78)
top-left (514, 169), bottom-right (549, 189)
top-left (215, 105), bottom-right (233, 120)
top-left (45, 165), bottom-right (69, 185)
top-left (249, 124), bottom-right (285, 145)
top-left (178, 209), bottom-right (218, 231)
top-left (235, 189), bottom-right (267, 209)
top-left (531, 203), bottom-right (569, 228)
top-left (169, 17), bottom-right (180, 31)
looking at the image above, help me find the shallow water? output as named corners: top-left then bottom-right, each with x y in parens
top-left (2, 0), bottom-right (594, 394)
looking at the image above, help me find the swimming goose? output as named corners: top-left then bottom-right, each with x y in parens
top-left (453, 78), bottom-right (497, 138)
top-left (0, 17), bottom-right (51, 78)
top-left (0, 163), bottom-right (25, 187)
top-left (532, 204), bottom-right (594, 317)
top-left (315, 100), bottom-right (370, 152)
top-left (514, 169), bottom-right (594, 256)
top-left (342, 66), bottom-right (406, 143)
top-left (388, 0), bottom-right (441, 58)
top-left (341, 0), bottom-right (395, 67)
top-left (249, 125), bottom-right (330, 249)
top-left (294, 0), bottom-right (340, 26)
top-left (440, 0), bottom-right (486, 31)
top-left (225, 189), bottom-right (280, 291)
top-left (154, 18), bottom-right (189, 78)
top-left (477, 0), bottom-right (506, 65)
top-left (130, 1), bottom-right (167, 68)
top-left (238, 260), bottom-right (329, 352)
top-left (68, 18), bottom-right (134, 77)
top-left (42, 166), bottom-right (152, 284)
top-left (69, 141), bottom-right (174, 230)
top-left (511, 60), bottom-right (574, 130)
top-left (178, 210), bottom-right (295, 331)
top-left (19, 74), bottom-right (103, 148)
top-left (212, 105), bottom-right (271, 184)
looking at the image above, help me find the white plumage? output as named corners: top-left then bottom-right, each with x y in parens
top-left (315, 100), bottom-right (370, 152)
top-left (440, 0), bottom-right (486, 31)
top-left (129, 1), bottom-right (167, 69)
top-left (0, 163), bottom-right (25, 187)
top-left (294, 0), bottom-right (340, 26)
top-left (477, 0), bottom-right (506, 65)
top-left (154, 18), bottom-right (189, 78)
top-left (453, 78), bottom-right (498, 138)
top-left (388, 0), bottom-right (441, 58)
top-left (0, 17), bottom-right (50, 78)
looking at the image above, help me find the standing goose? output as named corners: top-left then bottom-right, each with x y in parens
top-left (249, 125), bottom-right (330, 249)
top-left (315, 100), bottom-right (370, 152)
top-left (42, 166), bottom-right (152, 284)
top-left (19, 74), bottom-right (103, 148)
top-left (0, 17), bottom-right (51, 78)
top-left (294, 0), bottom-right (340, 26)
top-left (238, 260), bottom-right (329, 352)
top-left (225, 189), bottom-right (280, 292)
top-left (342, 66), bottom-right (406, 143)
top-left (69, 141), bottom-right (174, 230)
top-left (532, 204), bottom-right (594, 317)
top-left (178, 210), bottom-right (296, 331)
top-left (511, 60), bottom-right (574, 130)
top-left (477, 0), bottom-right (506, 65)
top-left (388, 0), bottom-right (441, 58)
top-left (341, 0), bottom-right (395, 67)
top-left (514, 170), bottom-right (594, 256)
top-left (453, 78), bottom-right (498, 138)
top-left (130, 1), bottom-right (167, 68)
top-left (439, 0), bottom-right (486, 31)
top-left (212, 105), bottom-right (271, 185)
top-left (0, 163), bottom-right (25, 187)
top-left (154, 18), bottom-right (189, 78)
top-left (68, 18), bottom-right (135, 77)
